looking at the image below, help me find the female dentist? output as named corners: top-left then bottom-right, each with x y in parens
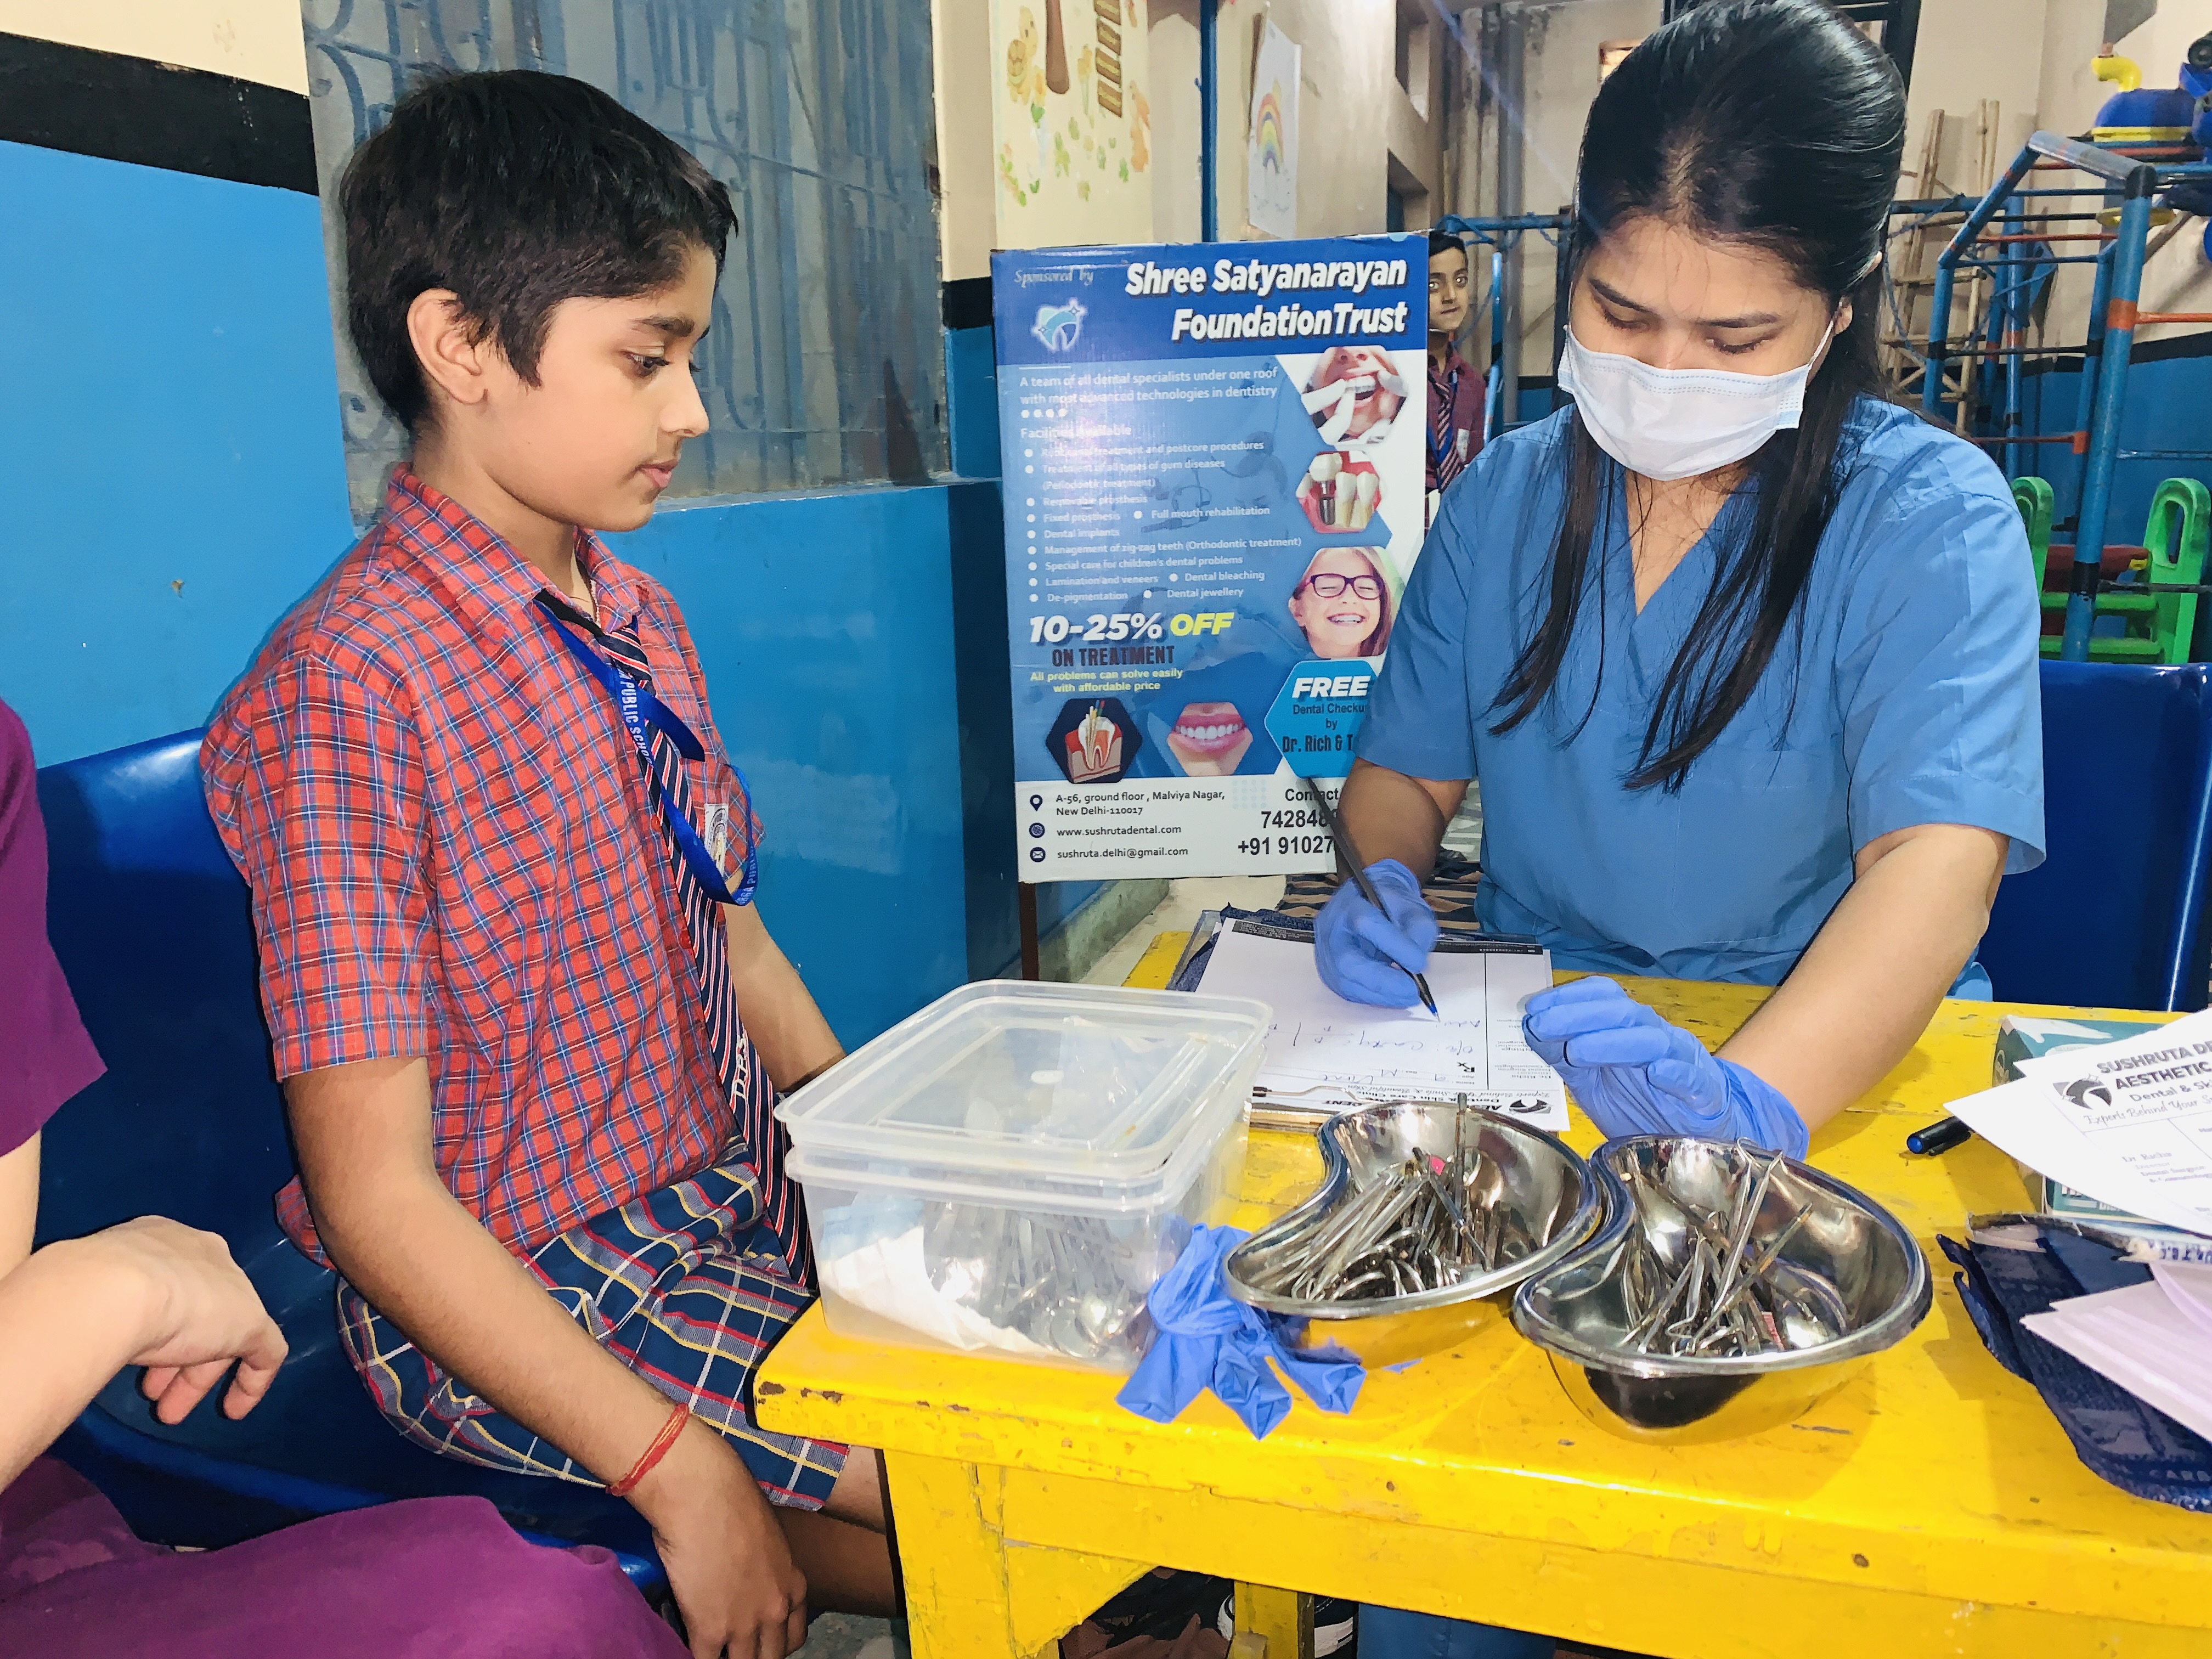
top-left (1327, 6), bottom-right (2041, 1647)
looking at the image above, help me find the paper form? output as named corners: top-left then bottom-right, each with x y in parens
top-left (1195, 922), bottom-right (1568, 1127)
top-left (2021, 1280), bottom-right (2212, 1444)
top-left (1945, 1007), bottom-right (2212, 1237)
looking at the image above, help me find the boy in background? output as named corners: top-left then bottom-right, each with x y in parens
top-left (1425, 229), bottom-right (1485, 524)
top-left (203, 72), bottom-right (891, 1659)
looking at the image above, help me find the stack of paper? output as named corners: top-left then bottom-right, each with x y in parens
top-left (2022, 1268), bottom-right (2212, 1442)
top-left (1990, 1014), bottom-right (2198, 1244)
top-left (2155, 1259), bottom-right (2212, 1337)
top-left (1194, 922), bottom-right (1568, 1128)
top-left (1943, 1007), bottom-right (2212, 1242)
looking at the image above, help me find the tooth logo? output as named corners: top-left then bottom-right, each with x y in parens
top-left (1032, 298), bottom-right (1087, 353)
top-left (2060, 1077), bottom-right (2114, 1111)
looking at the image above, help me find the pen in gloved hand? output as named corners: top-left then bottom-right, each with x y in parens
top-left (1303, 777), bottom-right (1438, 1016)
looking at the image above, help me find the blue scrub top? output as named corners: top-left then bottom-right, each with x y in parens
top-left (1358, 398), bottom-right (2046, 985)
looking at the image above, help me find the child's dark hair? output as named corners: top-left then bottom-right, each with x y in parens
top-left (341, 70), bottom-right (739, 430)
top-left (1427, 229), bottom-right (1467, 265)
top-left (1488, 0), bottom-right (1905, 791)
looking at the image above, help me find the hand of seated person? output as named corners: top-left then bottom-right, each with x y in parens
top-left (1522, 977), bottom-right (1809, 1158)
top-left (632, 1418), bottom-right (811, 1659)
top-left (82, 1215), bottom-right (289, 1424)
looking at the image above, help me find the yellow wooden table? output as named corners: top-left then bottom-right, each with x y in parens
top-left (758, 958), bottom-right (2212, 1658)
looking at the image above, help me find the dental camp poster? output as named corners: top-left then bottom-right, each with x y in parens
top-left (994, 235), bottom-right (1426, 881)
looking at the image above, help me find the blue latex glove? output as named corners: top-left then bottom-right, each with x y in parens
top-left (1313, 859), bottom-right (1440, 1007)
top-left (1116, 1225), bottom-right (1363, 1437)
top-left (1521, 977), bottom-right (1809, 1159)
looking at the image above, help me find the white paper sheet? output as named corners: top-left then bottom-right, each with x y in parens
top-left (2151, 1259), bottom-right (2212, 1339)
top-left (1195, 923), bottom-right (1568, 1127)
top-left (2021, 1279), bottom-right (2212, 1443)
top-left (1944, 1007), bottom-right (2212, 1237)
top-left (1245, 20), bottom-right (1300, 239)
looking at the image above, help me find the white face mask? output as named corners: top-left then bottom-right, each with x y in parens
top-left (1557, 319), bottom-right (1835, 482)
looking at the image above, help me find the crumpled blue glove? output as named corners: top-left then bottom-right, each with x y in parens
top-left (1313, 859), bottom-right (1440, 1007)
top-left (1116, 1225), bottom-right (1363, 1437)
top-left (1521, 977), bottom-right (1809, 1159)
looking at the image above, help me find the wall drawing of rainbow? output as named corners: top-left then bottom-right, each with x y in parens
top-left (1252, 86), bottom-right (1287, 174)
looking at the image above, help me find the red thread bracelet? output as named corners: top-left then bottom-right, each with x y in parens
top-left (607, 1401), bottom-right (690, 1498)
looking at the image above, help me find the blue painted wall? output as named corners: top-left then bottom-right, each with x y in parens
top-left (941, 317), bottom-right (1102, 962)
top-left (611, 487), bottom-right (975, 1040)
top-left (0, 140), bottom-right (355, 764)
top-left (0, 136), bottom-right (1002, 1047)
top-left (2019, 348), bottom-right (2212, 542)
top-left (944, 324), bottom-right (1002, 481)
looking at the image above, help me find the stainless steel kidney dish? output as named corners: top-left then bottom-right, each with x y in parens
top-left (1512, 1137), bottom-right (1932, 1442)
top-left (1223, 1102), bottom-right (1600, 1366)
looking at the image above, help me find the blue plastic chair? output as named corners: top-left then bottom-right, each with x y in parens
top-left (1979, 662), bottom-right (2212, 1012)
top-left (33, 731), bottom-right (662, 1586)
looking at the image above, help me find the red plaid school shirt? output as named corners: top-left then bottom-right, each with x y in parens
top-left (1426, 340), bottom-right (1486, 496)
top-left (203, 466), bottom-right (759, 1263)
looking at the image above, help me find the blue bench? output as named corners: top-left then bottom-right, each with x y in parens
top-left (35, 730), bottom-right (662, 1587)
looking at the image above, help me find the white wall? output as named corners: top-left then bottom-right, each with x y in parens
top-left (0, 0), bottom-right (308, 92)
top-left (935, 0), bottom-right (1463, 267)
top-left (1901, 0), bottom-right (2047, 195)
top-left (2038, 0), bottom-right (2212, 343)
top-left (1499, 0), bottom-right (2212, 370)
top-left (1510, 0), bottom-right (1662, 369)
top-left (1149, 0), bottom-right (1453, 241)
top-left (933, 0), bottom-right (998, 283)
top-left (1148, 2), bottom-right (1205, 241)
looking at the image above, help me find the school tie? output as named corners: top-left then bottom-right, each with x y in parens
top-left (1429, 362), bottom-right (1459, 484)
top-left (541, 595), bottom-right (814, 1288)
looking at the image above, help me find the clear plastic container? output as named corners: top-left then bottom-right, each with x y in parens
top-left (777, 980), bottom-right (1269, 1372)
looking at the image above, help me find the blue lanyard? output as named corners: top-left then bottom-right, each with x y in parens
top-left (538, 599), bottom-right (757, 907)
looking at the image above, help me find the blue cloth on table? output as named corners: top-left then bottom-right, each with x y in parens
top-left (1118, 1225), bottom-right (1363, 1438)
top-left (1357, 1606), bottom-right (1554, 1658)
top-left (1357, 397), bottom-right (2045, 988)
top-left (1943, 1226), bottom-right (2212, 1510)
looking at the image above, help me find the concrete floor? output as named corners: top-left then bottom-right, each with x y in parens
top-left (1079, 874), bottom-right (1290, 986)
top-left (793, 1612), bottom-right (897, 1657)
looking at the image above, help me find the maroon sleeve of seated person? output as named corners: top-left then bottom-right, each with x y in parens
top-left (0, 699), bottom-right (104, 1158)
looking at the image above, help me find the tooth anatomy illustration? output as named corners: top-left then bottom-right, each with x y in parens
top-left (1310, 450), bottom-right (1342, 525)
top-left (1066, 703), bottom-right (1122, 781)
top-left (1350, 470), bottom-right (1379, 531)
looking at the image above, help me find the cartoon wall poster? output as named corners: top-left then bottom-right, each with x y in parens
top-left (991, 0), bottom-right (1155, 249)
top-left (1246, 20), bottom-right (1299, 240)
top-left (993, 238), bottom-right (1427, 881)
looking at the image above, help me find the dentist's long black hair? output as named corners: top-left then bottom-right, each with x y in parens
top-left (1487, 0), bottom-right (1906, 791)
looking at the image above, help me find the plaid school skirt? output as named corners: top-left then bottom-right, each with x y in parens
top-left (337, 1149), bottom-right (846, 1510)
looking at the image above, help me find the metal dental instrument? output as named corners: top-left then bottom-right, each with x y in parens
top-left (915, 1201), bottom-right (1152, 1362)
top-left (1242, 1137), bottom-right (1553, 1303)
top-left (1302, 777), bottom-right (1438, 1016)
top-left (1612, 1149), bottom-right (1841, 1360)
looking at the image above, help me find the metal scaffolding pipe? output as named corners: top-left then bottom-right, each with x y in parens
top-left (1199, 0), bottom-right (1217, 242)
top-left (2062, 181), bottom-right (2156, 661)
top-left (1495, 4), bottom-right (1527, 428)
